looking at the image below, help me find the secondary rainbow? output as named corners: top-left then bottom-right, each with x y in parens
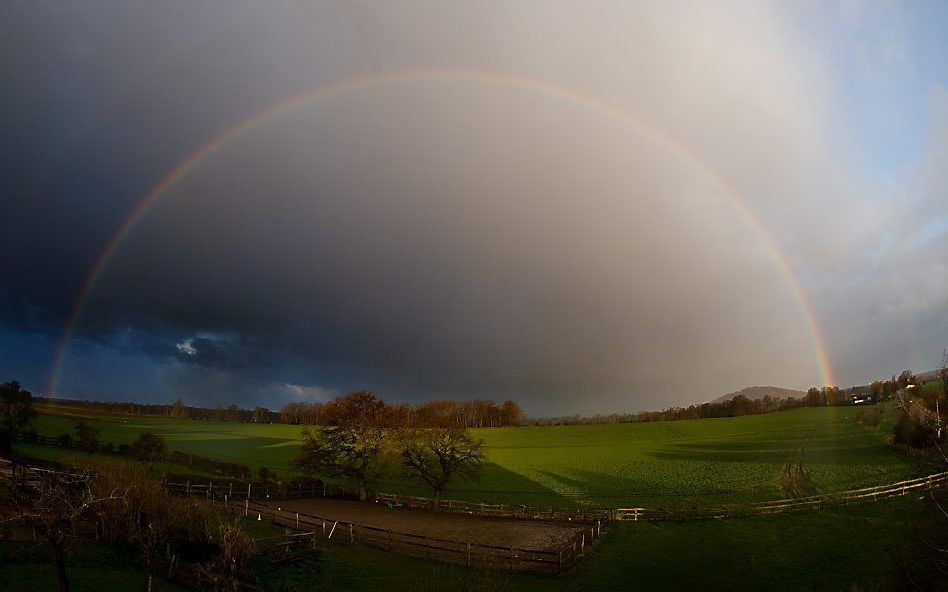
top-left (48, 67), bottom-right (835, 396)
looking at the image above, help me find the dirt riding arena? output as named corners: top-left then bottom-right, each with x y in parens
top-left (273, 497), bottom-right (586, 550)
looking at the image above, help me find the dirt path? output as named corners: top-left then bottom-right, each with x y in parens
top-left (273, 497), bottom-right (586, 550)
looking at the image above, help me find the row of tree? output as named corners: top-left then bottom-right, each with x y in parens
top-left (294, 391), bottom-right (486, 506)
top-left (28, 392), bottom-right (526, 428)
top-left (279, 397), bottom-right (525, 428)
top-left (29, 396), bottom-right (280, 424)
top-left (528, 373), bottom-right (923, 427)
top-left (528, 393), bottom-right (812, 426)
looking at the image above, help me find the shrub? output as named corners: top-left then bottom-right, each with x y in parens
top-left (893, 409), bottom-right (931, 449)
top-left (130, 432), bottom-right (168, 466)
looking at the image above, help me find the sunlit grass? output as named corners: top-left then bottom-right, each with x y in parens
top-left (27, 403), bottom-right (938, 508)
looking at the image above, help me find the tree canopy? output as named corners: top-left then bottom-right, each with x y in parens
top-left (0, 380), bottom-right (36, 452)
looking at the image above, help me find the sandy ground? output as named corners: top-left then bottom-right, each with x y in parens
top-left (273, 497), bottom-right (586, 550)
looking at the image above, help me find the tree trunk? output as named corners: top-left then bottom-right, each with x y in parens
top-left (357, 477), bottom-right (367, 501)
top-left (54, 545), bottom-right (69, 592)
top-left (432, 490), bottom-right (442, 510)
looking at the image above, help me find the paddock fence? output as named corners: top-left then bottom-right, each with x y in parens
top-left (612, 470), bottom-right (948, 521)
top-left (373, 492), bottom-right (612, 522)
top-left (165, 485), bottom-right (601, 574)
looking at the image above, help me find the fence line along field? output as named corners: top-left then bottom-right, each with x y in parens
top-left (22, 402), bottom-right (940, 508)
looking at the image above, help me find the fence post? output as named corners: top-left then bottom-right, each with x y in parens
top-left (580, 533), bottom-right (585, 556)
top-left (558, 549), bottom-right (563, 573)
top-left (322, 520), bottom-right (326, 537)
top-left (349, 523), bottom-right (354, 543)
top-left (229, 482), bottom-right (233, 498)
top-left (296, 512), bottom-right (299, 528)
top-left (597, 520), bottom-right (601, 538)
top-left (467, 541), bottom-right (471, 566)
top-left (186, 480), bottom-right (190, 496)
top-left (224, 494), bottom-right (228, 509)
top-left (208, 482), bottom-right (212, 499)
top-left (247, 483), bottom-right (251, 499)
top-left (245, 499), bottom-right (248, 517)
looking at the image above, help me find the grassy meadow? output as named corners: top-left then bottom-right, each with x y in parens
top-left (21, 402), bottom-right (939, 508)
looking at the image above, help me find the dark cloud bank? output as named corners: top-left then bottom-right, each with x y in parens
top-left (2, 2), bottom-right (947, 415)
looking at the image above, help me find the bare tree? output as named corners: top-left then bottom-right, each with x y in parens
top-left (6, 469), bottom-right (123, 592)
top-left (400, 428), bottom-right (485, 509)
top-left (294, 391), bottom-right (387, 500)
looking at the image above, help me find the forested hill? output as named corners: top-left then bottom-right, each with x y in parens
top-left (711, 386), bottom-right (806, 404)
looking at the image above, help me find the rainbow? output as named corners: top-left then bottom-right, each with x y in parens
top-left (48, 67), bottom-right (835, 396)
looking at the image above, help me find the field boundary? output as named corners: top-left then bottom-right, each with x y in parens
top-left (613, 470), bottom-right (948, 521)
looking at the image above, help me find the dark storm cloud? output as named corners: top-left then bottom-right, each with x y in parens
top-left (3, 1), bottom-right (947, 414)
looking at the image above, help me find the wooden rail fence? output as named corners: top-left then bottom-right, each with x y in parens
top-left (612, 470), bottom-right (948, 521)
top-left (374, 492), bottom-right (612, 522)
top-left (164, 484), bottom-right (598, 574)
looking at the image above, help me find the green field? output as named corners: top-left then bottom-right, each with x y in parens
top-left (22, 403), bottom-right (939, 508)
top-left (8, 403), bottom-right (946, 591)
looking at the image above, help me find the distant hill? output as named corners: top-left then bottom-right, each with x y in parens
top-left (711, 386), bottom-right (806, 404)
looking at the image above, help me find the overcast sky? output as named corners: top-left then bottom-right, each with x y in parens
top-left (2, 1), bottom-right (947, 416)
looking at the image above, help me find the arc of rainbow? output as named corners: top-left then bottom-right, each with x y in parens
top-left (48, 67), bottom-right (834, 396)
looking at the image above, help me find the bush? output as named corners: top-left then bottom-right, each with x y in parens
top-left (893, 410), bottom-right (932, 449)
top-left (130, 432), bottom-right (168, 465)
top-left (55, 433), bottom-right (73, 447)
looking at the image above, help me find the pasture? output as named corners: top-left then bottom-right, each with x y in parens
top-left (24, 403), bottom-right (937, 508)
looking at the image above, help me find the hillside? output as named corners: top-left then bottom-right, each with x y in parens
top-left (711, 385), bottom-right (806, 404)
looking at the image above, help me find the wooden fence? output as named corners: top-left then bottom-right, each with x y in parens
top-left (162, 478), bottom-right (353, 502)
top-left (170, 468), bottom-right (948, 525)
top-left (374, 492), bottom-right (612, 523)
top-left (613, 470), bottom-right (948, 521)
top-left (166, 486), bottom-right (599, 574)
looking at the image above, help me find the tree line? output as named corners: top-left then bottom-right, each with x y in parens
top-left (293, 391), bottom-right (487, 507)
top-left (279, 397), bottom-right (525, 428)
top-left (27, 393), bottom-right (526, 428)
top-left (31, 396), bottom-right (279, 424)
top-left (527, 374), bottom-right (918, 427)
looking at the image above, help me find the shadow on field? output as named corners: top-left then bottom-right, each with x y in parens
top-left (374, 462), bottom-right (575, 509)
